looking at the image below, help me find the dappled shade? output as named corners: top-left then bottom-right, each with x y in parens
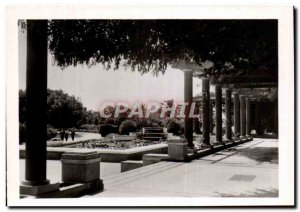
top-left (48, 20), bottom-right (278, 78)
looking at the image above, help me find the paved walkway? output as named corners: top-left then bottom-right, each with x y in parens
top-left (20, 161), bottom-right (121, 182)
top-left (48, 131), bottom-right (102, 142)
top-left (86, 138), bottom-right (278, 197)
top-left (20, 138), bottom-right (278, 197)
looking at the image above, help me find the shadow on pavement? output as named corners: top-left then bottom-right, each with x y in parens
top-left (217, 188), bottom-right (279, 197)
top-left (238, 147), bottom-right (278, 164)
top-left (253, 134), bottom-right (278, 139)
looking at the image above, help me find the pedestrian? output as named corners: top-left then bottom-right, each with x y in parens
top-left (60, 129), bottom-right (65, 141)
top-left (71, 129), bottom-right (75, 141)
top-left (65, 130), bottom-right (69, 141)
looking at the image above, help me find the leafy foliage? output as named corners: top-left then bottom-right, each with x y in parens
top-left (78, 124), bottom-right (99, 132)
top-left (99, 124), bottom-right (118, 137)
top-left (47, 89), bottom-right (84, 128)
top-left (48, 20), bottom-right (277, 78)
top-left (47, 127), bottom-right (58, 140)
top-left (166, 118), bottom-right (183, 135)
top-left (119, 120), bottom-right (137, 135)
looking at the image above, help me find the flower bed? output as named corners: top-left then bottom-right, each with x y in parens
top-left (75, 138), bottom-right (166, 150)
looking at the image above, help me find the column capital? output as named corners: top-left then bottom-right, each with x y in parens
top-left (182, 69), bottom-right (194, 73)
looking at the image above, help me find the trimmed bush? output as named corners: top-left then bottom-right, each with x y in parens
top-left (167, 119), bottom-right (182, 135)
top-left (47, 128), bottom-right (58, 140)
top-left (99, 124), bottom-right (118, 137)
top-left (119, 120), bottom-right (137, 135)
top-left (115, 117), bottom-right (127, 127)
top-left (79, 124), bottom-right (99, 132)
top-left (103, 118), bottom-right (115, 125)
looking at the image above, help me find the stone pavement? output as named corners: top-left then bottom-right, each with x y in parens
top-left (86, 138), bottom-right (278, 197)
top-left (19, 138), bottom-right (278, 197)
top-left (20, 161), bottom-right (121, 182)
top-left (48, 131), bottom-right (102, 142)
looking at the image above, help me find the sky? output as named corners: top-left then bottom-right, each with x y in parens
top-left (19, 27), bottom-right (202, 111)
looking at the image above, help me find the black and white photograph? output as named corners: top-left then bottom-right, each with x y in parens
top-left (5, 5), bottom-right (294, 207)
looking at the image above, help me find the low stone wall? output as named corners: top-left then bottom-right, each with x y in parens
top-left (19, 144), bottom-right (168, 162)
top-left (46, 138), bottom-right (98, 148)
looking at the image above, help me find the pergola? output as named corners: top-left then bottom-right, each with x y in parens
top-left (172, 58), bottom-right (278, 147)
top-left (20, 20), bottom-right (278, 197)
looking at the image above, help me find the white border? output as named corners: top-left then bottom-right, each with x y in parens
top-left (6, 5), bottom-right (294, 207)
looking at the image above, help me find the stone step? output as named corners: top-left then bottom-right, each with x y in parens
top-left (143, 132), bottom-right (166, 136)
top-left (103, 163), bottom-right (182, 188)
top-left (102, 161), bottom-right (181, 187)
top-left (121, 160), bottom-right (143, 172)
top-left (142, 127), bottom-right (164, 134)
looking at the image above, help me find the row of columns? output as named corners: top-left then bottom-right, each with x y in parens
top-left (202, 79), bottom-right (252, 145)
top-left (183, 71), bottom-right (252, 147)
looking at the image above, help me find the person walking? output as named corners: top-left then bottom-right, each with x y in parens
top-left (60, 129), bottom-right (65, 141)
top-left (65, 129), bottom-right (69, 141)
top-left (71, 129), bottom-right (75, 141)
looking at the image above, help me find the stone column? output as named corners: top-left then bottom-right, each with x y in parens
top-left (202, 78), bottom-right (210, 145)
top-left (23, 20), bottom-right (49, 186)
top-left (255, 101), bottom-right (262, 135)
top-left (246, 97), bottom-right (251, 137)
top-left (225, 88), bottom-right (232, 141)
top-left (233, 92), bottom-right (240, 138)
top-left (215, 84), bottom-right (222, 143)
top-left (240, 95), bottom-right (246, 138)
top-left (209, 101), bottom-right (214, 134)
top-left (193, 101), bottom-right (201, 134)
top-left (20, 20), bottom-right (59, 197)
top-left (184, 70), bottom-right (194, 148)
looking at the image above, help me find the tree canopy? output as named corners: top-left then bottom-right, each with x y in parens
top-left (47, 20), bottom-right (278, 78)
top-left (46, 89), bottom-right (84, 128)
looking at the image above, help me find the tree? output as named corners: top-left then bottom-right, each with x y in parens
top-left (47, 20), bottom-right (277, 80)
top-left (46, 89), bottom-right (84, 128)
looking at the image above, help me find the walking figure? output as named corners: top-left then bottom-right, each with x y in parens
top-left (71, 129), bottom-right (75, 141)
top-left (60, 129), bottom-right (65, 141)
top-left (65, 130), bottom-right (69, 141)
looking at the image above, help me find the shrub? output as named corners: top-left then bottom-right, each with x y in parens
top-left (134, 118), bottom-right (148, 130)
top-left (115, 116), bottom-right (127, 127)
top-left (79, 124), bottom-right (99, 132)
top-left (119, 120), bottom-right (137, 135)
top-left (47, 127), bottom-right (58, 140)
top-left (94, 118), bottom-right (99, 125)
top-left (103, 118), bottom-right (115, 125)
top-left (167, 119), bottom-right (182, 135)
top-left (99, 124), bottom-right (118, 137)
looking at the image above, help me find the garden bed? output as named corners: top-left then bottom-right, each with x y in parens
top-left (19, 143), bottom-right (168, 162)
top-left (73, 138), bottom-right (166, 150)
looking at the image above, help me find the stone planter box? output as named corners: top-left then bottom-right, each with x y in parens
top-left (20, 144), bottom-right (168, 162)
top-left (167, 138), bottom-right (188, 161)
top-left (61, 151), bottom-right (101, 183)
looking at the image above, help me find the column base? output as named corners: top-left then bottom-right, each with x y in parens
top-left (240, 136), bottom-right (248, 142)
top-left (22, 179), bottom-right (50, 186)
top-left (212, 140), bottom-right (225, 146)
top-left (200, 143), bottom-right (213, 149)
top-left (233, 136), bottom-right (241, 142)
top-left (20, 182), bottom-right (60, 197)
top-left (223, 139), bottom-right (233, 144)
top-left (246, 135), bottom-right (253, 141)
